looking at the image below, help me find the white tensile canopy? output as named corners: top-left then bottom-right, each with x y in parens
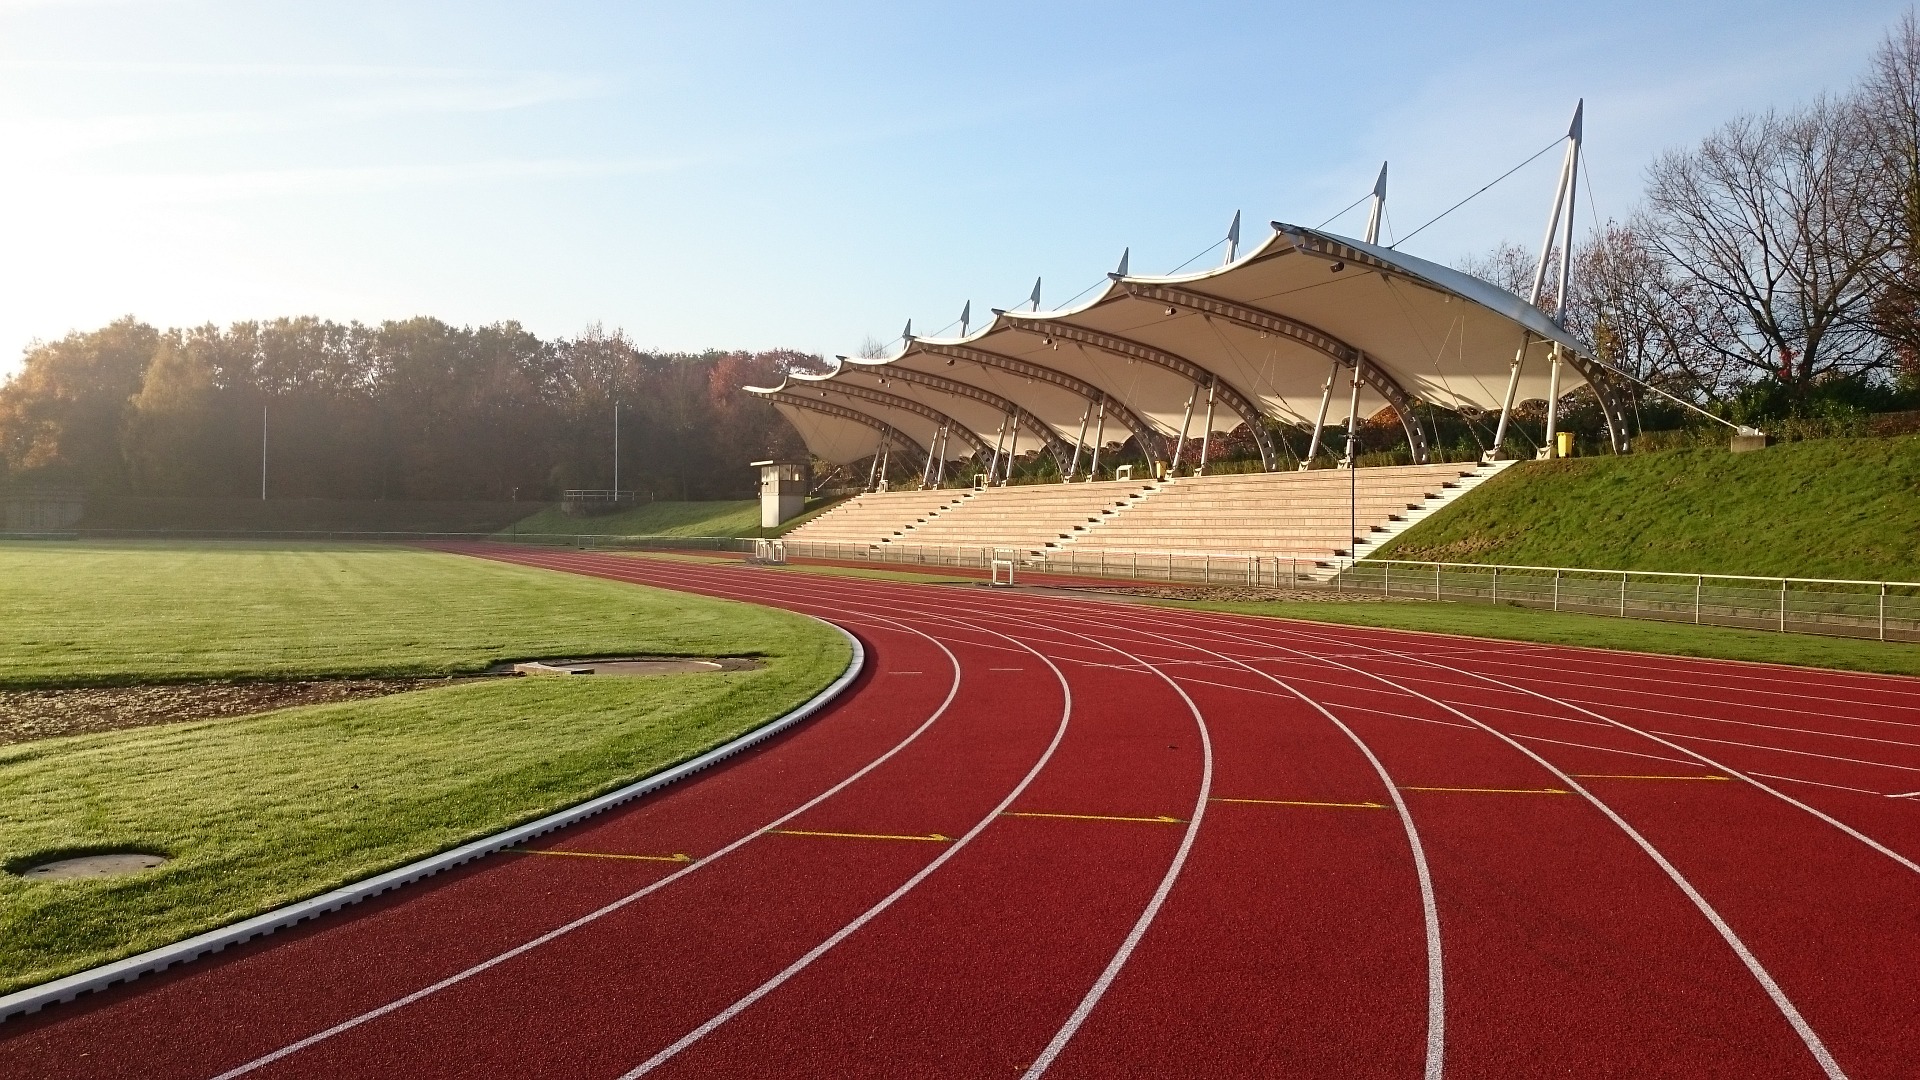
top-left (747, 222), bottom-right (1629, 470)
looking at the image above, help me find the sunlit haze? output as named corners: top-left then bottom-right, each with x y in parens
top-left (0, 0), bottom-right (1909, 377)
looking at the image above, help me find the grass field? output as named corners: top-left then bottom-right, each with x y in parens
top-left (0, 542), bottom-right (848, 994)
top-left (501, 496), bottom-right (846, 539)
top-left (1378, 436), bottom-right (1920, 581)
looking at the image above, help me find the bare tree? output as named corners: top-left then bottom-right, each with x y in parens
top-left (1640, 97), bottom-right (1893, 394)
top-left (1861, 9), bottom-right (1920, 383)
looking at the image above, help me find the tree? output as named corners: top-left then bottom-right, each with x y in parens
top-left (1640, 97), bottom-right (1892, 396)
top-left (1861, 10), bottom-right (1920, 388)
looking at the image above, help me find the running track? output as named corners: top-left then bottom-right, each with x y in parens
top-left (4, 544), bottom-right (1919, 1078)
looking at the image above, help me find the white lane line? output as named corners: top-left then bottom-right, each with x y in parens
top-left (1746, 773), bottom-right (1892, 797)
top-left (1506, 734), bottom-right (1702, 768)
top-left (1026, 614), bottom-right (1445, 1080)
top-left (210, 615), bottom-right (965, 1080)
top-left (1645, 731), bottom-right (1920, 774)
top-left (1021, 638), bottom-right (1216, 1078)
top-left (621, 621), bottom-right (1077, 1076)
top-left (1150, 606), bottom-right (1920, 880)
top-left (1225, 635), bottom-right (1848, 1080)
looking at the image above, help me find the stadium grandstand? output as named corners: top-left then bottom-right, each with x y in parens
top-left (750, 109), bottom-right (1686, 576)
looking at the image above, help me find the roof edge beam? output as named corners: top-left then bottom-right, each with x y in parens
top-left (998, 315), bottom-right (1277, 471)
top-left (911, 342), bottom-right (1169, 460)
top-left (1122, 282), bottom-right (1429, 464)
top-left (798, 382), bottom-right (992, 459)
top-left (835, 361), bottom-right (1071, 462)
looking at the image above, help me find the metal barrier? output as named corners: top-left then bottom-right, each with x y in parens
top-left (1331, 560), bottom-right (1920, 644)
top-left (777, 538), bottom-right (1920, 645)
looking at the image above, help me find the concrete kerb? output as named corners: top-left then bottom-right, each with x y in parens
top-left (0, 621), bottom-right (865, 1024)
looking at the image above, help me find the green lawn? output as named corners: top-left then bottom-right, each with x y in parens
top-left (1143, 597), bottom-right (1920, 677)
top-left (0, 542), bottom-right (848, 993)
top-left (500, 497), bottom-right (848, 540)
top-left (1378, 436), bottom-right (1920, 581)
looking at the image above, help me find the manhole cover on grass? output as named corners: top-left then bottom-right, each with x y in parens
top-left (14, 853), bottom-right (167, 880)
top-left (503, 657), bottom-right (763, 677)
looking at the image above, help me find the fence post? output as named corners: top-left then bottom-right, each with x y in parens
top-left (1620, 572), bottom-right (1627, 617)
top-left (1779, 578), bottom-right (1787, 632)
top-left (1204, 554), bottom-right (1211, 583)
top-left (1881, 583), bottom-right (1887, 642)
top-left (1167, 552), bottom-right (1173, 581)
top-left (1553, 568), bottom-right (1561, 611)
top-left (1247, 555), bottom-right (1254, 586)
top-left (1491, 566), bottom-right (1498, 605)
top-left (1383, 561), bottom-right (1390, 596)
top-left (1436, 563), bottom-right (1442, 601)
top-left (1695, 576), bottom-right (1703, 625)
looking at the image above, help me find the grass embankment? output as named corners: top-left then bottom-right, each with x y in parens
top-left (0, 543), bottom-right (848, 994)
top-left (501, 497), bottom-right (845, 539)
top-left (1378, 436), bottom-right (1920, 581)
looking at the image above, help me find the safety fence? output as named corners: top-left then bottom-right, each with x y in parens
top-left (780, 538), bottom-right (1333, 588)
top-left (1332, 560), bottom-right (1920, 644)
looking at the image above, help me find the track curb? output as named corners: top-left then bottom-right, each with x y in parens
top-left (0, 622), bottom-right (864, 1024)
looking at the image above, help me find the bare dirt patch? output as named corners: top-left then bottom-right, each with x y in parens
top-left (0, 678), bottom-right (451, 746)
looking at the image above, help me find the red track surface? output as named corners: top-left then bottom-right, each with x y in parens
top-left (5, 545), bottom-right (1919, 1078)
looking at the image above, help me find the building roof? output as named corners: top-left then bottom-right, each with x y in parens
top-left (747, 222), bottom-right (1628, 467)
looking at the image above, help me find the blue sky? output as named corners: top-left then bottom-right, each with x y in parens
top-left (0, 0), bottom-right (1909, 377)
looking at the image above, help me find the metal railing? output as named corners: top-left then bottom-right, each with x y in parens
top-left (1332, 559), bottom-right (1920, 644)
top-left (776, 538), bottom-right (1920, 645)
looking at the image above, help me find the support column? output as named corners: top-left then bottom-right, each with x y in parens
top-left (1197, 379), bottom-right (1217, 476)
top-left (1067, 402), bottom-right (1091, 482)
top-left (986, 415), bottom-right (1007, 481)
top-left (1542, 347), bottom-right (1564, 458)
top-left (1340, 358), bottom-right (1364, 469)
top-left (1003, 418), bottom-right (1020, 485)
top-left (1171, 386), bottom-right (1197, 477)
top-left (1303, 360), bottom-right (1338, 469)
top-left (1087, 396), bottom-right (1107, 480)
top-left (1490, 337), bottom-right (1528, 461)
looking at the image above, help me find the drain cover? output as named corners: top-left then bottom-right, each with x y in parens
top-left (15, 853), bottom-right (167, 880)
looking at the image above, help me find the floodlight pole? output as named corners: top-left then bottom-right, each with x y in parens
top-left (260, 402), bottom-right (268, 501)
top-left (613, 402), bottom-right (620, 497)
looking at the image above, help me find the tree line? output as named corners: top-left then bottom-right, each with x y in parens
top-left (0, 316), bottom-right (814, 500)
top-left (1465, 11), bottom-right (1920, 440)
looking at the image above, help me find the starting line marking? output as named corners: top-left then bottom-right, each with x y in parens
top-left (1572, 773), bottom-right (1730, 782)
top-left (1001, 811), bottom-right (1185, 824)
top-left (511, 849), bottom-right (692, 863)
top-left (769, 829), bottom-right (953, 842)
top-left (1401, 785), bottom-right (1569, 795)
top-left (1211, 797), bottom-right (1385, 809)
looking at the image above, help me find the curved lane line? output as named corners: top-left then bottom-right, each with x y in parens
top-left (1096, 610), bottom-right (1847, 1080)
top-left (211, 614), bottom-right (964, 1080)
top-left (1124, 602), bottom-right (1920, 878)
top-left (619, 616), bottom-right (1076, 1077)
top-left (1021, 611), bottom-right (1445, 1080)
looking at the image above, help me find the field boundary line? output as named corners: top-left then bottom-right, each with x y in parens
top-left (0, 622), bottom-right (865, 1024)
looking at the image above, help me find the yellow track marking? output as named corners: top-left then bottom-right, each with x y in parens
top-left (1211, 797), bottom-right (1386, 809)
top-left (1572, 774), bottom-right (1730, 781)
top-left (1400, 786), bottom-right (1568, 795)
top-left (770, 829), bottom-right (953, 842)
top-left (1001, 811), bottom-right (1186, 824)
top-left (512, 848), bottom-right (692, 863)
